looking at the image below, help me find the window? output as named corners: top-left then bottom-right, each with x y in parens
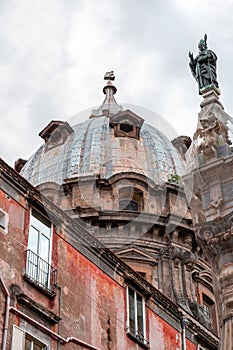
top-left (120, 123), bottom-right (134, 133)
top-left (119, 199), bottom-right (139, 211)
top-left (119, 187), bottom-right (144, 212)
top-left (11, 326), bottom-right (49, 350)
top-left (25, 334), bottom-right (47, 350)
top-left (202, 293), bottom-right (217, 331)
top-left (0, 209), bottom-right (8, 233)
top-left (126, 286), bottom-right (149, 347)
top-left (25, 209), bottom-right (55, 290)
top-left (203, 303), bottom-right (210, 318)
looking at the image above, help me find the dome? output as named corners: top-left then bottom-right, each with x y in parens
top-left (21, 75), bottom-right (184, 187)
top-left (21, 116), bottom-right (183, 187)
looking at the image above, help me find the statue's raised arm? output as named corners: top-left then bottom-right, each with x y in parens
top-left (189, 34), bottom-right (219, 95)
top-left (189, 51), bottom-right (196, 79)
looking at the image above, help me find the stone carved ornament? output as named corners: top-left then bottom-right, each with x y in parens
top-left (193, 112), bottom-right (231, 155)
top-left (196, 214), bottom-right (233, 256)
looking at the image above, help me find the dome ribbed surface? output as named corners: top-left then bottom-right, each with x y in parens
top-left (21, 116), bottom-right (184, 186)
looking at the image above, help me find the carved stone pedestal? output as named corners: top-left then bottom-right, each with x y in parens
top-left (184, 89), bottom-right (233, 349)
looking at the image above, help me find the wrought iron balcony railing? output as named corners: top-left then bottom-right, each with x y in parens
top-left (24, 249), bottom-right (57, 295)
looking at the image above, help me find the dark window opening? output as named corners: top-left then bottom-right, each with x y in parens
top-left (99, 222), bottom-right (106, 228)
top-left (118, 187), bottom-right (143, 212)
top-left (119, 199), bottom-right (138, 211)
top-left (120, 124), bottom-right (133, 133)
top-left (136, 271), bottom-right (146, 279)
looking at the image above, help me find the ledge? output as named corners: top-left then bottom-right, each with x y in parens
top-left (126, 331), bottom-right (150, 349)
top-left (17, 292), bottom-right (61, 325)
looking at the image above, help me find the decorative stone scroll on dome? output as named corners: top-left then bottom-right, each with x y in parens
top-left (109, 109), bottom-right (144, 140)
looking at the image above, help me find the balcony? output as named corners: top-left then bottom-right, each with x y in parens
top-left (24, 249), bottom-right (57, 297)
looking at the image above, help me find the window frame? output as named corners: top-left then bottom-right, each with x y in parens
top-left (11, 325), bottom-right (49, 350)
top-left (0, 208), bottom-right (8, 233)
top-left (26, 208), bottom-right (53, 289)
top-left (126, 286), bottom-right (149, 348)
top-left (29, 209), bottom-right (52, 256)
top-left (201, 292), bottom-right (217, 332)
top-left (25, 332), bottom-right (47, 350)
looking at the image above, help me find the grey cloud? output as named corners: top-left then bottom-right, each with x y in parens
top-left (1, 0), bottom-right (233, 166)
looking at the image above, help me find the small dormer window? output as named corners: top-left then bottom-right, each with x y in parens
top-left (50, 129), bottom-right (61, 144)
top-left (109, 109), bottom-right (144, 140)
top-left (39, 120), bottom-right (74, 152)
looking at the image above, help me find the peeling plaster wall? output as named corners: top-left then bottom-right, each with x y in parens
top-left (0, 171), bottom-right (214, 349)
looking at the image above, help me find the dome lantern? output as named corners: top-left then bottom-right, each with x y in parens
top-left (90, 71), bottom-right (123, 117)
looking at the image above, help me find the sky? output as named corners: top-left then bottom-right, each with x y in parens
top-left (1, 0), bottom-right (233, 167)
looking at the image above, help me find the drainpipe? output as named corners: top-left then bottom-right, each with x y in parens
top-left (10, 307), bottom-right (101, 350)
top-left (56, 285), bottom-right (62, 350)
top-left (181, 318), bottom-right (189, 350)
top-left (0, 276), bottom-right (10, 350)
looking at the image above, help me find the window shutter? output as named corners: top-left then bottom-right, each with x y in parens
top-left (11, 326), bottom-right (25, 350)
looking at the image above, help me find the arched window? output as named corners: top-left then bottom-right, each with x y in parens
top-left (118, 187), bottom-right (143, 212)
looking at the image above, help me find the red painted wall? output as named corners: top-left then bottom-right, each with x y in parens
top-left (0, 188), bottom-right (197, 350)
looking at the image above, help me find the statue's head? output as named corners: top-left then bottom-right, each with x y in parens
top-left (198, 39), bottom-right (207, 52)
top-left (198, 34), bottom-right (208, 52)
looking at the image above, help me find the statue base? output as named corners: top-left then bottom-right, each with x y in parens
top-left (200, 85), bottom-right (223, 108)
top-left (199, 84), bottom-right (221, 96)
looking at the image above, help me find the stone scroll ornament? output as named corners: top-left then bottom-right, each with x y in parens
top-left (189, 34), bottom-right (219, 94)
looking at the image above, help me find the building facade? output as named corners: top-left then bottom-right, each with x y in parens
top-left (0, 63), bottom-right (228, 349)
